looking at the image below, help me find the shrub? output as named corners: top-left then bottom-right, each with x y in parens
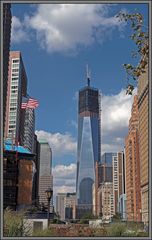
top-left (4, 208), bottom-right (26, 237)
top-left (107, 223), bottom-right (126, 236)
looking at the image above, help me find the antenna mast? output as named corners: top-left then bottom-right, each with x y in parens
top-left (86, 64), bottom-right (91, 87)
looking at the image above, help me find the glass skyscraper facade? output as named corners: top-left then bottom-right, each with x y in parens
top-left (76, 74), bottom-right (101, 211)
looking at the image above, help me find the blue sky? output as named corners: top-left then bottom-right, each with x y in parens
top-left (10, 3), bottom-right (148, 196)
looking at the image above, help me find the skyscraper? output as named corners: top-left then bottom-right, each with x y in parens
top-left (5, 51), bottom-right (27, 143)
top-left (20, 108), bottom-right (35, 152)
top-left (76, 67), bottom-right (101, 213)
top-left (112, 152), bottom-right (124, 214)
top-left (138, 67), bottom-right (148, 225)
top-left (3, 3), bottom-right (12, 133)
top-left (125, 96), bottom-right (141, 222)
top-left (38, 141), bottom-right (53, 209)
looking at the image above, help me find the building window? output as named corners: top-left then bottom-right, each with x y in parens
top-left (12, 59), bottom-right (19, 63)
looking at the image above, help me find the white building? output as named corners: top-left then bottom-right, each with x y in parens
top-left (38, 141), bottom-right (53, 210)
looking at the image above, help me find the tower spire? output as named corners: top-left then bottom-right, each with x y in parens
top-left (86, 64), bottom-right (91, 87)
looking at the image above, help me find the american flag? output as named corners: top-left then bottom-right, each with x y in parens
top-left (21, 96), bottom-right (39, 109)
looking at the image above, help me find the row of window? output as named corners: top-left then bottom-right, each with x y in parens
top-left (12, 59), bottom-right (19, 63)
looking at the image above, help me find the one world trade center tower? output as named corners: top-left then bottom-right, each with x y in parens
top-left (76, 66), bottom-right (101, 215)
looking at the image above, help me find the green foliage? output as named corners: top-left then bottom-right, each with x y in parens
top-left (116, 12), bottom-right (149, 95)
top-left (112, 212), bottom-right (122, 222)
top-left (4, 208), bottom-right (25, 237)
top-left (79, 212), bottom-right (97, 224)
top-left (32, 229), bottom-right (55, 237)
top-left (107, 223), bottom-right (126, 236)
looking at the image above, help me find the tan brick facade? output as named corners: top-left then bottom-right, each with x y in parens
top-left (125, 96), bottom-right (142, 222)
top-left (138, 67), bottom-right (149, 224)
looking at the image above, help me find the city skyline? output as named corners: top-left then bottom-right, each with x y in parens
top-left (10, 3), bottom-right (148, 198)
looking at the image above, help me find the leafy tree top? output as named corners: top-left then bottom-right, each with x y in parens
top-left (116, 12), bottom-right (149, 95)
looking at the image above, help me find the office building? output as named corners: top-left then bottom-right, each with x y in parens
top-left (56, 192), bottom-right (76, 220)
top-left (5, 51), bottom-right (27, 143)
top-left (32, 134), bottom-right (40, 206)
top-left (20, 107), bottom-right (35, 152)
top-left (94, 161), bottom-right (113, 215)
top-left (76, 67), bottom-right (101, 214)
top-left (3, 3), bottom-right (12, 133)
top-left (97, 182), bottom-right (114, 222)
top-left (38, 141), bottom-right (53, 209)
top-left (112, 152), bottom-right (124, 214)
top-left (65, 193), bottom-right (76, 220)
top-left (56, 193), bottom-right (67, 220)
top-left (125, 96), bottom-right (141, 222)
top-left (3, 140), bottom-right (35, 210)
top-left (138, 67), bottom-right (149, 224)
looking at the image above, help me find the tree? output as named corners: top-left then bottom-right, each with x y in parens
top-left (111, 212), bottom-right (122, 222)
top-left (116, 12), bottom-right (149, 95)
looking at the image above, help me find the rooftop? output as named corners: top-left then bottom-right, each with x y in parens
top-left (4, 139), bottom-right (31, 154)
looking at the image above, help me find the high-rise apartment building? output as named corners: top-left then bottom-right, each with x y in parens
top-left (94, 161), bottom-right (113, 216)
top-left (138, 67), bottom-right (149, 225)
top-left (112, 152), bottom-right (124, 214)
top-left (97, 182), bottom-right (114, 222)
top-left (3, 3), bottom-right (12, 133)
top-left (20, 108), bottom-right (35, 152)
top-left (56, 193), bottom-right (67, 220)
top-left (38, 141), bottom-right (53, 209)
top-left (125, 96), bottom-right (141, 222)
top-left (56, 192), bottom-right (76, 220)
top-left (76, 69), bottom-right (101, 214)
top-left (5, 51), bottom-right (27, 143)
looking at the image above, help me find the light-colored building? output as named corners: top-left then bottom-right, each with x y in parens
top-left (5, 51), bottom-right (27, 143)
top-left (56, 193), bottom-right (67, 220)
top-left (138, 67), bottom-right (149, 225)
top-left (56, 192), bottom-right (76, 220)
top-left (112, 152), bottom-right (124, 214)
top-left (118, 194), bottom-right (126, 220)
top-left (38, 141), bottom-right (53, 209)
top-left (97, 182), bottom-right (114, 222)
top-left (125, 96), bottom-right (142, 222)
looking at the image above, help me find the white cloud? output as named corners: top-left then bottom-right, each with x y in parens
top-left (11, 4), bottom-right (125, 53)
top-left (101, 88), bottom-right (137, 154)
top-left (35, 130), bottom-right (77, 157)
top-left (11, 16), bottom-right (30, 43)
top-left (52, 163), bottom-right (76, 204)
top-left (101, 89), bottom-right (134, 133)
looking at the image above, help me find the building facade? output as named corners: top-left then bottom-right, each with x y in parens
top-left (76, 71), bottom-right (101, 213)
top-left (5, 51), bottom-right (27, 143)
top-left (3, 3), bottom-right (12, 133)
top-left (125, 96), bottom-right (142, 222)
top-left (138, 68), bottom-right (149, 225)
top-left (97, 182), bottom-right (114, 222)
top-left (3, 140), bottom-right (35, 210)
top-left (94, 161), bottom-right (113, 216)
top-left (112, 152), bottom-right (124, 214)
top-left (56, 193), bottom-right (67, 220)
top-left (20, 108), bottom-right (35, 152)
top-left (56, 192), bottom-right (76, 220)
top-left (38, 141), bottom-right (53, 209)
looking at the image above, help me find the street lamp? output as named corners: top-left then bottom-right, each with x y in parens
top-left (45, 187), bottom-right (53, 228)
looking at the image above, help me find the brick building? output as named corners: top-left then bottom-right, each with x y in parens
top-left (3, 140), bottom-right (36, 210)
top-left (125, 96), bottom-right (141, 222)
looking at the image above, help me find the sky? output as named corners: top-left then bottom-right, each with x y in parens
top-left (10, 3), bottom-right (148, 199)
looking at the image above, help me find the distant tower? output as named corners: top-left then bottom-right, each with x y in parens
top-left (76, 66), bottom-right (101, 214)
top-left (38, 141), bottom-right (53, 210)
